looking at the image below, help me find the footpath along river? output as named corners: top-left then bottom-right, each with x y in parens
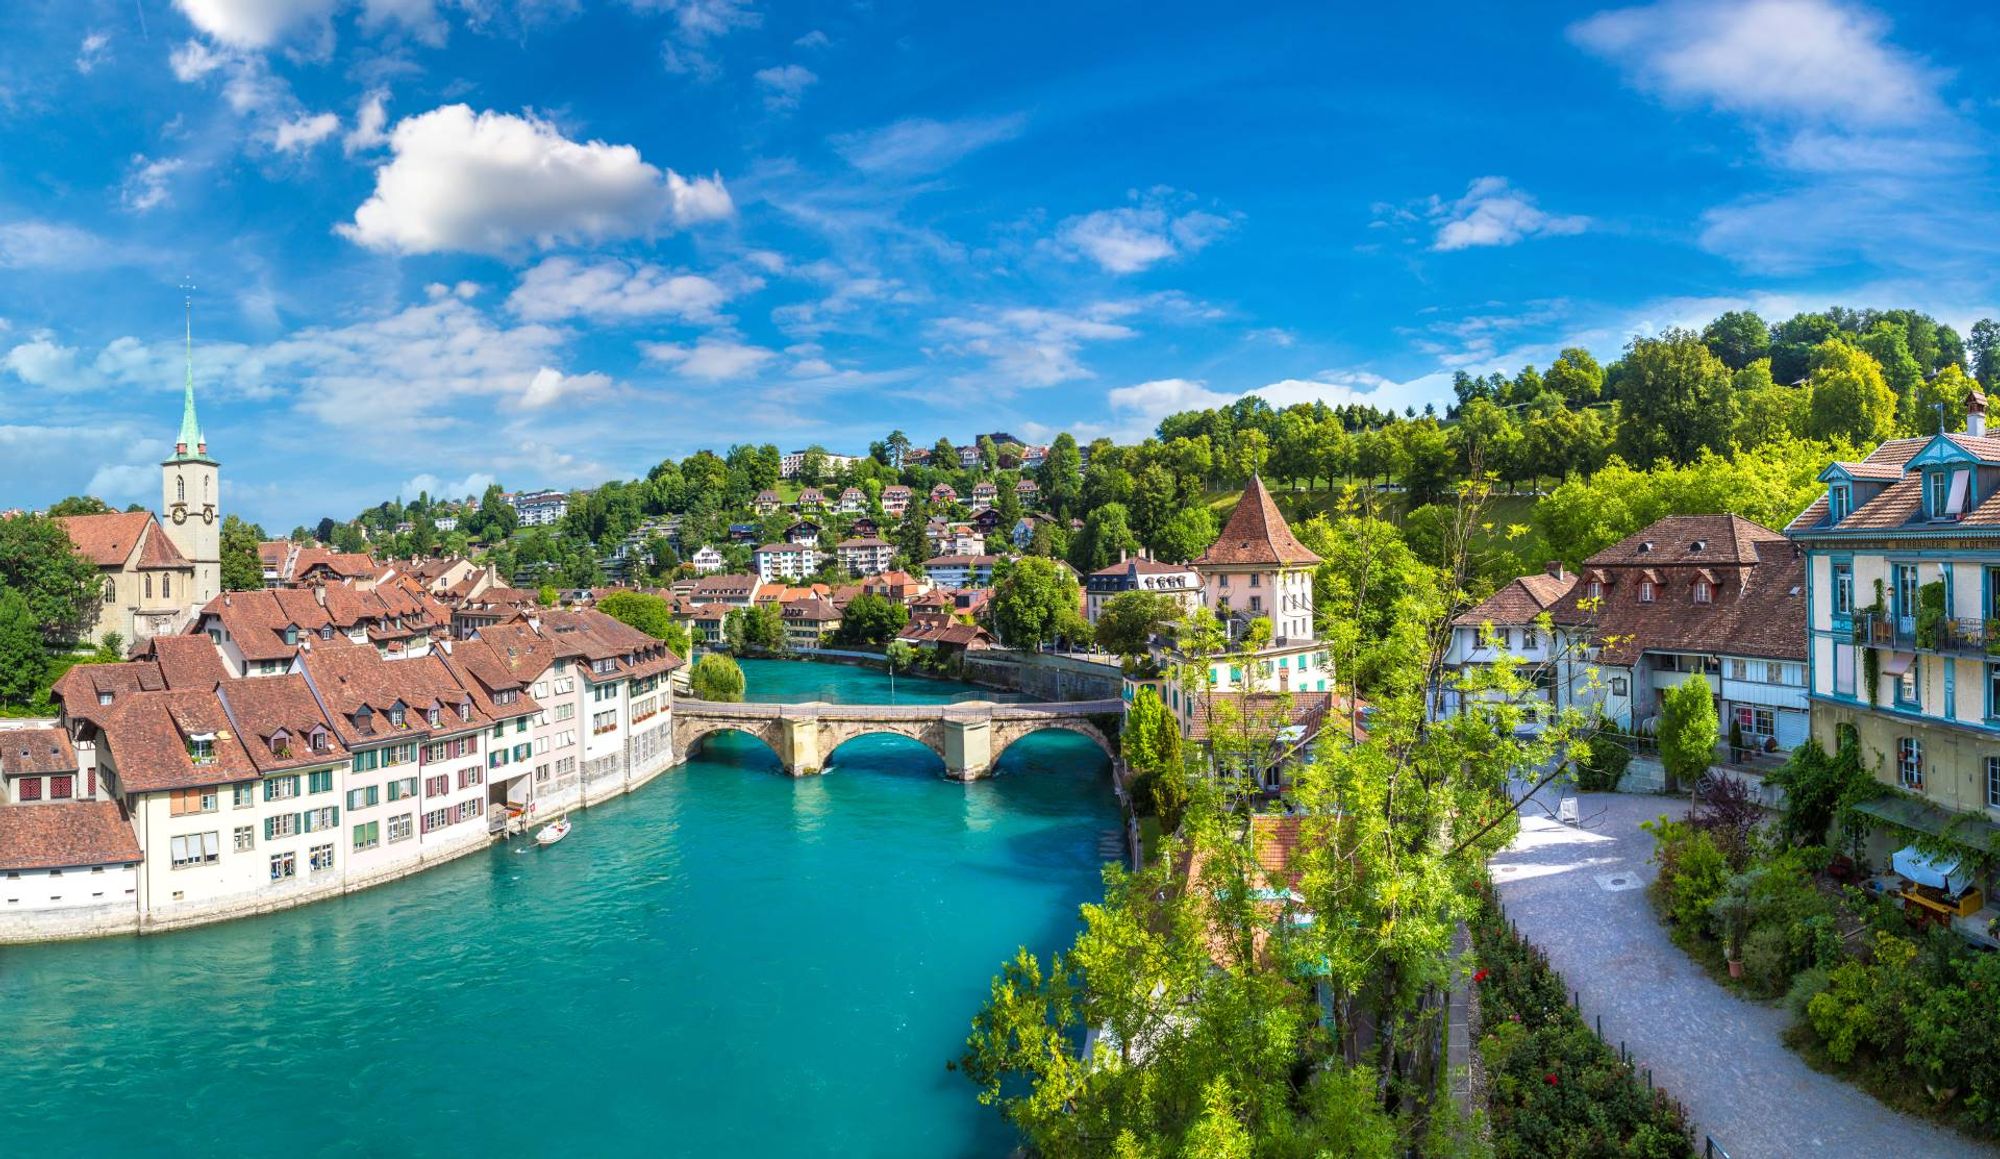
top-left (0, 659), bottom-right (1120, 1157)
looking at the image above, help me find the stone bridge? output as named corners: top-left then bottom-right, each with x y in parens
top-left (671, 698), bottom-right (1123, 780)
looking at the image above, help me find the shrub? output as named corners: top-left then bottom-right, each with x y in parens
top-left (1665, 829), bottom-right (1729, 935)
top-left (1472, 893), bottom-right (1694, 1157)
top-left (1783, 965), bottom-right (1831, 1021)
top-left (1574, 731), bottom-right (1632, 792)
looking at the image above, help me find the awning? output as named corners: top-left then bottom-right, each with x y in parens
top-left (1892, 845), bottom-right (1971, 893)
top-left (1879, 652), bottom-right (1915, 677)
top-left (1853, 795), bottom-right (2000, 856)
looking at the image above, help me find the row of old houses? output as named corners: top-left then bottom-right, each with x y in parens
top-left (0, 604), bottom-right (681, 940)
top-left (1445, 389), bottom-right (2000, 893)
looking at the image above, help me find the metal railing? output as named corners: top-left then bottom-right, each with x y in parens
top-left (1855, 612), bottom-right (1998, 657)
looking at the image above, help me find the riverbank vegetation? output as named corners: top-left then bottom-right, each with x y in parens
top-left (1641, 740), bottom-right (2000, 1140)
top-left (962, 483), bottom-right (1624, 1155)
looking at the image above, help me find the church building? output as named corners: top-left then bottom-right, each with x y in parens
top-left (56, 308), bottom-right (220, 650)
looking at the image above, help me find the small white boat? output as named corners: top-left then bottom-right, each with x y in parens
top-left (535, 818), bottom-right (571, 846)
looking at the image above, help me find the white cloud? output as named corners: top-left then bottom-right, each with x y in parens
top-left (401, 471), bottom-right (495, 502)
top-left (360, 0), bottom-right (450, 45)
top-left (344, 89), bottom-right (390, 154)
top-left (640, 337), bottom-right (778, 381)
top-left (651, 0), bottom-right (760, 79)
top-left (1570, 0), bottom-right (1941, 128)
top-left (169, 39), bottom-right (228, 81)
top-left (507, 256), bottom-right (737, 324)
top-left (77, 32), bottom-right (111, 74)
top-left (338, 104), bottom-right (733, 255)
top-left (3, 337), bottom-right (100, 392)
top-left (931, 303), bottom-right (1139, 387)
top-left (122, 155), bottom-right (186, 212)
top-left (794, 29), bottom-right (831, 49)
top-left (1055, 192), bottom-right (1235, 274)
top-left (520, 366), bottom-right (613, 409)
top-left (1429, 177), bottom-right (1589, 251)
top-left (0, 222), bottom-right (115, 269)
top-left (831, 113), bottom-right (1027, 175)
top-left (754, 64), bottom-right (817, 111)
top-left (1105, 378), bottom-right (1237, 437)
top-left (272, 111), bottom-right (340, 152)
top-left (173, 0), bottom-right (339, 50)
top-left (1105, 372), bottom-right (1451, 441)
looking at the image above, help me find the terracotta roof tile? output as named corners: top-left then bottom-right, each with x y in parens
top-left (0, 801), bottom-right (141, 871)
top-left (55, 511), bottom-right (158, 567)
top-left (1195, 476), bottom-right (1321, 568)
top-left (1453, 572), bottom-right (1577, 627)
top-left (1, 727), bottom-right (75, 775)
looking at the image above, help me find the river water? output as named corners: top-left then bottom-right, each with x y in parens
top-left (0, 660), bottom-right (1118, 1158)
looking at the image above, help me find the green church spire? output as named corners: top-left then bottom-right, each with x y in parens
top-left (174, 280), bottom-right (206, 459)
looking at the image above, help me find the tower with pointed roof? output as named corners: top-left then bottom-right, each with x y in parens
top-left (1194, 475), bottom-right (1322, 645)
top-left (161, 286), bottom-right (221, 606)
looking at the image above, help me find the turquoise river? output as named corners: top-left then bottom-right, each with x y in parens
top-left (0, 660), bottom-right (1119, 1157)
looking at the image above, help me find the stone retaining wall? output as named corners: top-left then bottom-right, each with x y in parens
top-left (961, 651), bottom-right (1123, 701)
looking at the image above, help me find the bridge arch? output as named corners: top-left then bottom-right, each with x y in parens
top-left (678, 723), bottom-right (786, 770)
top-left (821, 730), bottom-right (949, 777)
top-left (989, 719), bottom-right (1117, 773)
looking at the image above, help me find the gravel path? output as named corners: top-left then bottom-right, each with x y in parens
top-left (1490, 789), bottom-right (1984, 1158)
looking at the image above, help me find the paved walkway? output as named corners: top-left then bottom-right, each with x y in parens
top-left (1491, 789), bottom-right (1985, 1158)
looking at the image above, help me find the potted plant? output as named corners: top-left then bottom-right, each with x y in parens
top-left (1711, 879), bottom-right (1754, 980)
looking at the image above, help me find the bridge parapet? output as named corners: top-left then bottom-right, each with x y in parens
top-left (671, 697), bottom-right (1119, 779)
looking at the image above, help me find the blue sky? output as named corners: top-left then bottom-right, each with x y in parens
top-left (4, 0), bottom-right (1999, 529)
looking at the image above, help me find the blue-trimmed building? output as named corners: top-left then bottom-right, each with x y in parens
top-left (1786, 391), bottom-right (2000, 861)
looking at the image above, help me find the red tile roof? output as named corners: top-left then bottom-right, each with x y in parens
top-left (1, 728), bottom-right (75, 776)
top-left (0, 801), bottom-right (141, 871)
top-left (1453, 571), bottom-right (1578, 627)
top-left (1195, 476), bottom-right (1321, 568)
top-left (56, 511), bottom-right (190, 570)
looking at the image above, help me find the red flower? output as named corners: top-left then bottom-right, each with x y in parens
top-left (1473, 969), bottom-right (1489, 983)
top-left (1545, 1073), bottom-right (1560, 1086)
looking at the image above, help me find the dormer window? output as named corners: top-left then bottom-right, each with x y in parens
top-left (310, 728), bottom-right (329, 753)
top-left (98, 691), bottom-right (114, 706)
top-left (389, 706), bottom-right (406, 728)
top-left (1928, 472), bottom-right (1949, 519)
top-left (270, 730), bottom-right (291, 757)
top-left (1828, 484), bottom-right (1851, 522)
top-left (1639, 581), bottom-right (1657, 603)
top-left (427, 708), bottom-right (441, 727)
top-left (321, 626), bottom-right (333, 640)
top-left (459, 702), bottom-right (473, 722)
top-left (1694, 580), bottom-right (1713, 604)
top-left (1587, 581), bottom-right (1603, 600)
top-left (188, 734), bottom-right (215, 763)
top-left (284, 625), bottom-right (298, 646)
top-left (1638, 542), bottom-right (1653, 554)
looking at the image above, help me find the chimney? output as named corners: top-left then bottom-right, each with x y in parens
top-left (1118, 548), bottom-right (1128, 563)
top-left (1969, 388), bottom-right (1988, 438)
top-left (1545, 561), bottom-right (1567, 580)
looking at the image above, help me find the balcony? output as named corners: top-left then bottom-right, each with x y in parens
top-left (1854, 613), bottom-right (2000, 658)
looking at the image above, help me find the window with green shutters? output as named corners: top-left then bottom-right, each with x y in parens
top-left (352, 750), bottom-right (379, 774)
top-left (352, 820), bottom-right (380, 851)
top-left (264, 774), bottom-right (299, 802)
top-left (308, 769), bottom-right (333, 794)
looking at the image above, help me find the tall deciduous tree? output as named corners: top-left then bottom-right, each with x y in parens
top-left (0, 514), bottom-right (104, 645)
top-left (1701, 310), bottom-right (1771, 371)
top-left (1659, 673), bottom-right (1719, 792)
top-left (1542, 347), bottom-right (1605, 404)
top-left (1037, 432), bottom-right (1084, 522)
top-left (596, 591), bottom-right (690, 655)
top-left (1615, 329), bottom-right (1737, 468)
top-left (1071, 503), bottom-right (1141, 573)
top-left (1807, 339), bottom-right (1897, 445)
top-left (0, 588), bottom-right (48, 707)
top-left (989, 556), bottom-right (1085, 648)
top-left (1094, 590), bottom-right (1181, 658)
top-left (834, 593), bottom-right (908, 645)
top-left (219, 514), bottom-right (266, 592)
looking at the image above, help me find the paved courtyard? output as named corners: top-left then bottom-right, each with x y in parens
top-left (1491, 789), bottom-right (1986, 1158)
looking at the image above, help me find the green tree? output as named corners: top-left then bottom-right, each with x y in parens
top-left (689, 653), bottom-right (745, 702)
top-left (219, 514), bottom-right (266, 592)
top-left (1071, 503), bottom-right (1141, 573)
top-left (1969, 318), bottom-right (2000, 388)
top-left (1914, 363), bottom-right (1977, 435)
top-left (1038, 432), bottom-right (1084, 520)
top-left (1615, 329), bottom-right (1737, 467)
top-left (1658, 673), bottom-right (1719, 792)
top-left (989, 556), bottom-right (1084, 648)
top-left (1094, 590), bottom-right (1181, 658)
top-left (834, 593), bottom-right (909, 645)
top-left (596, 591), bottom-right (690, 655)
top-left (1770, 311), bottom-right (1844, 385)
top-left (1701, 310), bottom-right (1771, 370)
top-left (0, 588), bottom-right (48, 708)
top-left (1806, 339), bottom-right (1897, 444)
top-left (45, 495), bottom-right (112, 516)
top-left (1148, 506), bottom-right (1216, 565)
top-left (0, 513), bottom-right (104, 645)
top-left (1543, 346), bottom-right (1605, 404)
top-left (1395, 420), bottom-right (1454, 506)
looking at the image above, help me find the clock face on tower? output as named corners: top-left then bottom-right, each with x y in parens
top-left (201, 505), bottom-right (216, 525)
top-left (171, 506), bottom-right (187, 525)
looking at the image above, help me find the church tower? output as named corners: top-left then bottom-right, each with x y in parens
top-left (162, 286), bottom-right (221, 604)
